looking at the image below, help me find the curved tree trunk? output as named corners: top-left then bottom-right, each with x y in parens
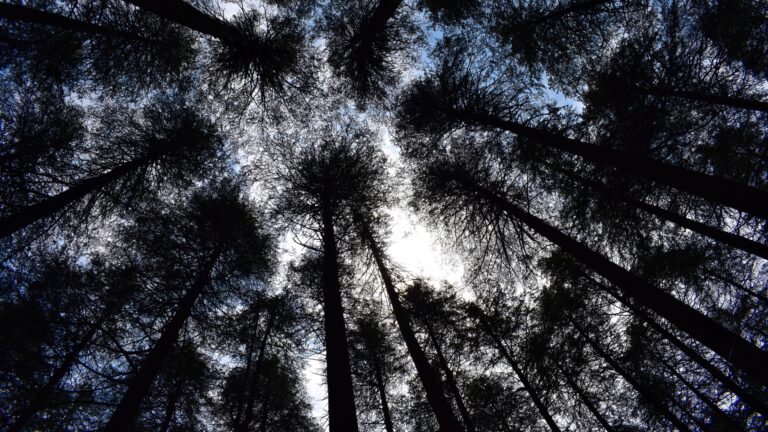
top-left (0, 3), bottom-right (151, 42)
top-left (569, 318), bottom-right (693, 432)
top-left (0, 155), bottom-right (149, 240)
top-left (319, 203), bottom-right (360, 432)
top-left (103, 252), bottom-right (220, 432)
top-left (123, 0), bottom-right (240, 43)
top-left (448, 109), bottom-right (768, 219)
top-left (423, 321), bottom-right (476, 432)
top-left (474, 313), bottom-right (562, 432)
top-left (357, 217), bottom-right (464, 432)
top-left (454, 175), bottom-right (768, 387)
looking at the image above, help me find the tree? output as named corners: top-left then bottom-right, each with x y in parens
top-left (0, 1), bottom-right (194, 94)
top-left (348, 314), bottom-right (401, 432)
top-left (123, 0), bottom-right (312, 101)
top-left (396, 53), bottom-right (768, 219)
top-left (103, 184), bottom-right (274, 431)
top-left (486, 0), bottom-right (633, 91)
top-left (465, 304), bottom-right (563, 432)
top-left (5, 257), bottom-right (138, 432)
top-left (697, 0), bottom-right (768, 80)
top-left (404, 143), bottom-right (768, 386)
top-left (323, 0), bottom-right (415, 103)
top-left (404, 281), bottom-right (476, 432)
top-left (353, 213), bottom-right (465, 432)
top-left (0, 96), bottom-right (223, 241)
top-left (273, 120), bottom-right (390, 431)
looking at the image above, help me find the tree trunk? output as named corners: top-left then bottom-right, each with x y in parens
top-left (555, 165), bottom-right (768, 260)
top-left (423, 321), bottom-right (476, 432)
top-left (569, 318), bottom-right (693, 432)
top-left (123, 0), bottom-right (240, 43)
top-left (0, 155), bottom-right (149, 240)
top-left (593, 278), bottom-right (768, 419)
top-left (103, 252), bottom-right (220, 432)
top-left (357, 216), bottom-right (463, 432)
top-left (457, 176), bottom-right (768, 386)
top-left (474, 312), bottom-right (562, 432)
top-left (237, 309), bottom-right (276, 432)
top-left (556, 365), bottom-right (615, 432)
top-left (448, 109), bottom-right (768, 219)
top-left (374, 362), bottom-right (395, 432)
top-left (0, 3), bottom-right (152, 42)
top-left (644, 87), bottom-right (768, 113)
top-left (319, 203), bottom-right (359, 432)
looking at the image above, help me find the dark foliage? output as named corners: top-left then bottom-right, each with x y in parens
top-left (1, 1), bottom-right (766, 431)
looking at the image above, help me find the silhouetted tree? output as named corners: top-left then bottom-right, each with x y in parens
top-left (396, 52), bottom-right (768, 219)
top-left (0, 96), bottom-right (223, 241)
top-left (273, 120), bottom-right (392, 431)
top-left (103, 184), bottom-right (274, 431)
top-left (0, 1), bottom-right (194, 93)
top-left (404, 142), bottom-right (768, 386)
top-left (323, 0), bottom-right (416, 103)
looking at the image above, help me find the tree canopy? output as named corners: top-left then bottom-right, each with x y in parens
top-left (1, 1), bottom-right (766, 431)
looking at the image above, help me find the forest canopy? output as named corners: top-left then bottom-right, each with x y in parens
top-left (0, 0), bottom-right (766, 431)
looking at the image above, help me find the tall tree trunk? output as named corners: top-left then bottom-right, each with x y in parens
top-left (356, 216), bottom-right (463, 432)
top-left (593, 278), bottom-right (768, 418)
top-left (556, 365), bottom-right (615, 432)
top-left (374, 362), bottom-right (395, 432)
top-left (0, 3), bottom-right (152, 42)
top-left (237, 310), bottom-right (276, 432)
top-left (8, 300), bottom-right (117, 432)
top-left (0, 155), bottom-right (150, 239)
top-left (103, 252), bottom-right (220, 432)
top-left (455, 176), bottom-right (768, 386)
top-left (473, 312), bottom-right (562, 432)
top-left (423, 321), bottom-right (476, 432)
top-left (319, 202), bottom-right (359, 432)
top-left (554, 165), bottom-right (768, 260)
top-left (643, 87), bottom-right (768, 113)
top-left (123, 0), bottom-right (240, 43)
top-left (448, 109), bottom-right (768, 219)
top-left (569, 318), bottom-right (693, 432)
